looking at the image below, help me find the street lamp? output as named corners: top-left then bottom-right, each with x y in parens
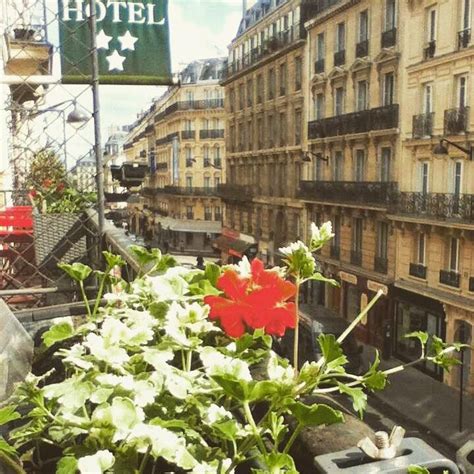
top-left (432, 138), bottom-right (474, 160)
top-left (301, 151), bottom-right (330, 163)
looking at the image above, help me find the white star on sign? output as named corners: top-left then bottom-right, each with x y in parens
top-left (118, 31), bottom-right (138, 51)
top-left (96, 29), bottom-right (112, 50)
top-left (106, 50), bottom-right (126, 71)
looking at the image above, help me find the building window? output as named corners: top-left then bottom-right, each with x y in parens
top-left (204, 176), bottom-right (211, 189)
top-left (357, 80), bottom-right (368, 111)
top-left (315, 93), bottom-right (325, 120)
top-left (268, 115), bottom-right (274, 148)
top-left (385, 0), bottom-right (396, 31)
top-left (295, 56), bottom-right (302, 90)
top-left (294, 109), bottom-right (302, 145)
top-left (317, 32), bottom-right (325, 60)
top-left (238, 83), bottom-right (244, 110)
top-left (279, 62), bottom-right (287, 96)
top-left (427, 7), bottom-right (437, 43)
top-left (215, 175), bottom-right (220, 187)
top-left (336, 22), bottom-right (345, 52)
top-left (352, 218), bottom-right (363, 254)
top-left (214, 206), bottom-right (222, 221)
top-left (423, 83), bottom-right (433, 113)
top-left (354, 149), bottom-right (365, 181)
top-left (419, 161), bottom-right (430, 194)
top-left (417, 233), bottom-right (426, 265)
top-left (257, 74), bottom-right (263, 103)
top-left (186, 176), bottom-right (192, 188)
top-left (314, 154), bottom-right (323, 180)
top-left (359, 9), bottom-right (369, 42)
top-left (448, 237), bottom-right (460, 272)
top-left (268, 68), bottom-right (275, 99)
top-left (333, 215), bottom-right (341, 249)
top-left (247, 79), bottom-right (253, 107)
top-left (257, 117), bottom-right (263, 148)
top-left (186, 206), bottom-right (194, 220)
top-left (334, 87), bottom-right (345, 115)
top-left (383, 72), bottom-right (395, 106)
top-left (279, 112), bottom-right (286, 146)
top-left (334, 150), bottom-right (344, 180)
top-left (380, 147), bottom-right (392, 181)
top-left (204, 206), bottom-right (212, 220)
top-left (377, 222), bottom-right (389, 259)
top-left (458, 75), bottom-right (468, 108)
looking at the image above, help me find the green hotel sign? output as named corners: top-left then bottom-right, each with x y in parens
top-left (58, 0), bottom-right (172, 85)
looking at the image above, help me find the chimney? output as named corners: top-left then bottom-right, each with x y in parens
top-left (242, 0), bottom-right (247, 17)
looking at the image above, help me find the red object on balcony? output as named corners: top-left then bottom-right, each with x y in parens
top-left (0, 206), bottom-right (33, 237)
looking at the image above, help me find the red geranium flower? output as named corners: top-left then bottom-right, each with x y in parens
top-left (204, 258), bottom-right (296, 338)
top-left (42, 179), bottom-right (52, 188)
top-left (56, 182), bottom-right (65, 193)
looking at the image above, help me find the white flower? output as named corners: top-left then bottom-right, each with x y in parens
top-left (192, 459), bottom-right (233, 474)
top-left (311, 222), bottom-right (321, 241)
top-left (279, 240), bottom-right (311, 257)
top-left (200, 347), bottom-right (252, 381)
top-left (311, 221), bottom-right (334, 245)
top-left (204, 404), bottom-right (233, 425)
top-left (228, 256), bottom-right (251, 278)
top-left (83, 333), bottom-right (129, 366)
top-left (267, 352), bottom-right (294, 382)
top-left (77, 450), bottom-right (115, 474)
top-left (61, 344), bottom-right (94, 370)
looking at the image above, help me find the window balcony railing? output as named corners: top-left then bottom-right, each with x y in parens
top-left (298, 181), bottom-right (398, 206)
top-left (409, 263), bottom-right (427, 279)
top-left (186, 159), bottom-right (195, 167)
top-left (351, 250), bottom-right (362, 266)
top-left (156, 162), bottom-right (168, 171)
top-left (204, 213), bottom-right (212, 221)
top-left (374, 256), bottom-right (388, 274)
top-left (334, 49), bottom-right (345, 66)
top-left (162, 186), bottom-right (218, 196)
top-left (381, 28), bottom-right (397, 48)
top-left (395, 192), bottom-right (474, 222)
top-left (356, 39), bottom-right (369, 58)
top-left (412, 113), bottom-right (434, 138)
top-left (200, 129), bottom-right (225, 139)
top-left (458, 28), bottom-right (471, 49)
top-left (181, 130), bottom-right (195, 140)
top-left (314, 58), bottom-right (325, 74)
top-left (444, 107), bottom-right (469, 135)
top-left (330, 245), bottom-right (340, 259)
top-left (215, 214), bottom-right (222, 222)
top-left (203, 158), bottom-right (211, 168)
top-left (214, 159), bottom-right (222, 168)
top-left (308, 104), bottom-right (399, 139)
top-left (439, 270), bottom-right (460, 288)
top-left (217, 183), bottom-right (254, 201)
top-left (423, 40), bottom-right (436, 59)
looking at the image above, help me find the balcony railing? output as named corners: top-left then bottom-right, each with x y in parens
top-left (351, 250), bottom-right (362, 266)
top-left (308, 104), bottom-right (399, 139)
top-left (374, 256), bottom-right (388, 274)
top-left (181, 130), bottom-right (195, 140)
top-left (200, 129), bottom-right (224, 139)
top-left (334, 49), bottom-right (345, 66)
top-left (204, 158), bottom-right (211, 167)
top-left (444, 107), bottom-right (469, 135)
top-left (412, 113), bottom-right (434, 138)
top-left (314, 58), bottom-right (325, 74)
top-left (458, 28), bottom-right (471, 49)
top-left (298, 181), bottom-right (398, 206)
top-left (356, 40), bottom-right (369, 58)
top-left (185, 159), bottom-right (195, 167)
top-left (381, 28), bottom-right (397, 48)
top-left (423, 40), bottom-right (436, 59)
top-left (140, 187), bottom-right (157, 198)
top-left (214, 159), bottom-right (222, 168)
top-left (156, 162), bottom-right (168, 171)
top-left (162, 186), bottom-right (218, 196)
top-left (395, 192), bottom-right (474, 222)
top-left (409, 263), bottom-right (427, 279)
top-left (217, 183), bottom-right (254, 201)
top-left (330, 245), bottom-right (340, 259)
top-left (439, 270), bottom-right (460, 288)
top-left (224, 25), bottom-right (302, 79)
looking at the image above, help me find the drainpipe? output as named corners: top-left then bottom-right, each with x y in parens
top-left (242, 0), bottom-right (247, 17)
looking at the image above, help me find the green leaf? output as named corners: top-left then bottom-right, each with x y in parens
top-left (363, 351), bottom-right (387, 391)
top-left (56, 456), bottom-right (78, 474)
top-left (188, 280), bottom-right (221, 296)
top-left (248, 380), bottom-right (279, 402)
top-left (289, 402), bottom-right (344, 428)
top-left (58, 262), bottom-right (92, 282)
top-left (338, 383), bottom-right (367, 417)
top-left (0, 436), bottom-right (18, 458)
top-left (405, 331), bottom-right (429, 346)
top-left (103, 251), bottom-right (125, 269)
top-left (204, 263), bottom-right (221, 287)
top-left (318, 334), bottom-right (345, 367)
top-left (211, 375), bottom-right (249, 401)
top-left (148, 301), bottom-right (169, 319)
top-left (0, 407), bottom-right (20, 426)
top-left (306, 272), bottom-right (339, 287)
top-left (213, 420), bottom-right (239, 441)
top-left (407, 466), bottom-right (430, 474)
top-left (130, 245), bottom-right (161, 267)
top-left (262, 453), bottom-right (297, 473)
top-left (42, 322), bottom-right (75, 348)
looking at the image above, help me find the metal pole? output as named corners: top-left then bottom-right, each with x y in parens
top-left (89, 0), bottom-right (105, 240)
top-left (459, 347), bottom-right (464, 432)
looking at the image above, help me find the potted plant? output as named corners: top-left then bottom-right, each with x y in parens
top-left (26, 150), bottom-right (96, 269)
top-left (0, 226), bottom-right (465, 473)
top-left (8, 0), bottom-right (37, 40)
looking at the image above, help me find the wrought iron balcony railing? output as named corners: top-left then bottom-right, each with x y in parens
top-left (140, 187), bottom-right (157, 198)
top-left (162, 186), bottom-right (218, 196)
top-left (334, 49), bottom-right (345, 66)
top-left (308, 104), bottom-right (399, 139)
top-left (298, 181), bottom-right (398, 206)
top-left (217, 183), bottom-right (254, 201)
top-left (214, 159), bottom-right (222, 168)
top-left (200, 129), bottom-right (224, 139)
top-left (395, 192), bottom-right (474, 222)
top-left (439, 270), bottom-right (460, 288)
top-left (424, 40), bottom-right (436, 59)
top-left (412, 113), bottom-right (434, 138)
top-left (381, 28), bottom-right (397, 48)
top-left (458, 28), bottom-right (471, 49)
top-left (409, 263), bottom-right (427, 279)
top-left (181, 130), bottom-right (195, 140)
top-left (356, 40), bottom-right (369, 58)
top-left (314, 58), bottom-right (325, 74)
top-left (203, 159), bottom-right (211, 168)
top-left (374, 256), bottom-right (388, 274)
top-left (330, 245), bottom-right (340, 259)
top-left (351, 250), bottom-right (362, 266)
top-left (444, 107), bottom-right (469, 135)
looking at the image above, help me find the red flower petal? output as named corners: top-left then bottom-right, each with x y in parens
top-left (217, 270), bottom-right (248, 300)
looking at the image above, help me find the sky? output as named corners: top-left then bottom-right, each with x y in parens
top-left (100, 0), bottom-right (243, 133)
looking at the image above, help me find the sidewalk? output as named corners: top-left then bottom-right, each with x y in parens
top-left (363, 346), bottom-right (474, 452)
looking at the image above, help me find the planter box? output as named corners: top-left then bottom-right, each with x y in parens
top-left (33, 213), bottom-right (87, 268)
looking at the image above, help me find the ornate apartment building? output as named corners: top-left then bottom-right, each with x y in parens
top-left (391, 0), bottom-right (473, 392)
top-left (220, 0), bottom-right (321, 263)
top-left (122, 59), bottom-right (225, 255)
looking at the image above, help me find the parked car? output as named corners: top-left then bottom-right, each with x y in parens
top-left (276, 304), bottom-right (364, 374)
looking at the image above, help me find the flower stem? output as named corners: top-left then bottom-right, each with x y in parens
top-left (283, 423), bottom-right (303, 454)
top-left (186, 350), bottom-right (193, 372)
top-left (293, 279), bottom-right (301, 374)
top-left (92, 272), bottom-right (107, 318)
top-left (243, 401), bottom-right (267, 457)
top-left (79, 281), bottom-right (92, 319)
top-left (138, 446), bottom-right (152, 474)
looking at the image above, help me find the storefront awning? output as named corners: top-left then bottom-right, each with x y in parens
top-left (213, 235), bottom-right (257, 258)
top-left (156, 217), bottom-right (221, 234)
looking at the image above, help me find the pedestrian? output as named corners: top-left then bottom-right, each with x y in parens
top-left (196, 256), bottom-right (204, 269)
